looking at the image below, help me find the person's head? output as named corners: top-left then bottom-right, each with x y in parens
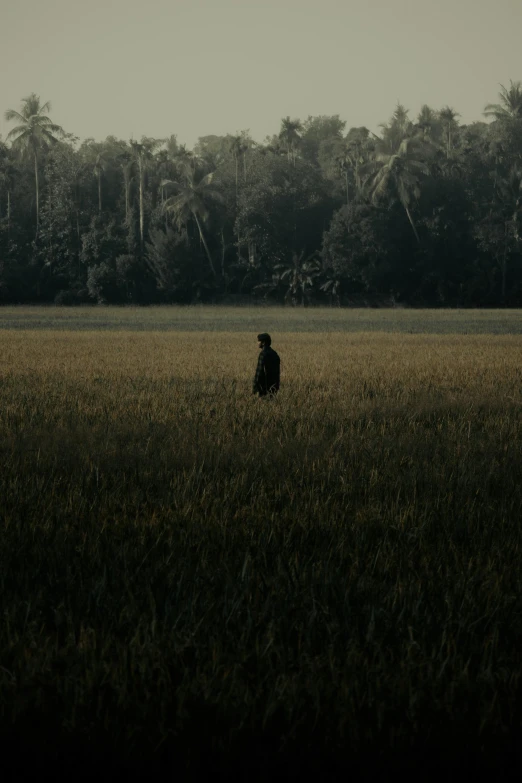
top-left (257, 332), bottom-right (271, 349)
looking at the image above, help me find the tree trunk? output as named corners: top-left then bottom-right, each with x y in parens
top-left (502, 222), bottom-right (508, 303)
top-left (248, 241), bottom-right (255, 267)
top-left (193, 211), bottom-right (217, 279)
top-left (139, 157), bottom-right (144, 252)
top-left (162, 187), bottom-right (168, 230)
top-left (221, 227), bottom-right (227, 291)
top-left (98, 171), bottom-right (102, 213)
top-left (48, 186), bottom-right (53, 265)
top-left (75, 180), bottom-right (81, 242)
top-left (235, 158), bottom-right (241, 265)
top-left (404, 203), bottom-right (421, 245)
top-left (7, 190), bottom-right (10, 239)
top-left (345, 169), bottom-right (349, 206)
top-left (34, 153), bottom-right (39, 237)
top-left (124, 171), bottom-right (129, 221)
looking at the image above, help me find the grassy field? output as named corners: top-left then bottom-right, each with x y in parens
top-left (1, 307), bottom-right (522, 780)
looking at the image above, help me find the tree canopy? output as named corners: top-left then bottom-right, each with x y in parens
top-left (1, 85), bottom-right (522, 306)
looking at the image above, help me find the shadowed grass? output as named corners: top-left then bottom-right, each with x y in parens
top-left (0, 321), bottom-right (522, 779)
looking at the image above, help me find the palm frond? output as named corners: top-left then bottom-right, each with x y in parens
top-left (160, 178), bottom-right (180, 190)
top-left (39, 100), bottom-right (52, 115)
top-left (5, 125), bottom-right (29, 141)
top-left (163, 194), bottom-right (185, 213)
top-left (40, 121), bottom-right (63, 134)
top-left (484, 103), bottom-right (507, 118)
top-left (371, 170), bottom-right (392, 203)
top-left (4, 109), bottom-right (25, 124)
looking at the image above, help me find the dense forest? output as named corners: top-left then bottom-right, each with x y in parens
top-left (1, 82), bottom-right (522, 306)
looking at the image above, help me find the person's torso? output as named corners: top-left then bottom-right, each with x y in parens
top-left (262, 347), bottom-right (280, 376)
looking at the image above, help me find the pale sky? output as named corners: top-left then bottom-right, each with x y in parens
top-left (1, 0), bottom-right (521, 148)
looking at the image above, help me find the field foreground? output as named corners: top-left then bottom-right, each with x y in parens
top-left (1, 308), bottom-right (522, 780)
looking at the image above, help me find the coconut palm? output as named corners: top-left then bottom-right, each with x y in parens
top-left (332, 141), bottom-right (353, 206)
top-left (162, 164), bottom-right (224, 280)
top-left (379, 103), bottom-right (413, 154)
top-left (497, 165), bottom-right (522, 299)
top-left (228, 134), bottom-right (250, 196)
top-left (114, 146), bottom-right (135, 222)
top-left (334, 127), bottom-right (373, 205)
top-left (484, 81), bottom-right (522, 121)
top-left (495, 165), bottom-right (522, 238)
top-left (0, 143), bottom-right (16, 238)
top-left (361, 136), bottom-right (434, 244)
top-left (278, 117), bottom-right (303, 166)
top-left (4, 93), bottom-right (64, 235)
top-left (130, 137), bottom-right (166, 250)
top-left (173, 144), bottom-right (201, 174)
top-left (227, 134), bottom-right (250, 265)
top-left (92, 148), bottom-right (111, 214)
top-left (415, 105), bottom-right (441, 142)
top-left (438, 107), bottom-right (460, 157)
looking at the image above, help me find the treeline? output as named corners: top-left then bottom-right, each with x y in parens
top-left (1, 83), bottom-right (522, 306)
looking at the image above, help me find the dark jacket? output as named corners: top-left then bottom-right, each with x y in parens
top-left (253, 346), bottom-right (280, 396)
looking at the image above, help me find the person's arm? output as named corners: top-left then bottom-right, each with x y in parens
top-left (253, 352), bottom-right (265, 394)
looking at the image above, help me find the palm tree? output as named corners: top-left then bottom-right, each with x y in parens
top-left (92, 148), bottom-right (111, 214)
top-left (332, 141), bottom-right (352, 206)
top-left (278, 117), bottom-right (303, 166)
top-left (274, 250), bottom-right (321, 306)
top-left (130, 137), bottom-right (165, 251)
top-left (361, 135), bottom-right (434, 244)
top-left (115, 146), bottom-right (134, 222)
top-left (228, 134), bottom-right (248, 197)
top-left (173, 144), bottom-right (200, 174)
top-left (379, 103), bottom-right (413, 153)
top-left (415, 105), bottom-right (441, 142)
top-left (226, 133), bottom-right (252, 266)
top-left (334, 127), bottom-right (372, 205)
top-left (438, 107), bottom-right (460, 157)
top-left (494, 165), bottom-right (522, 299)
top-left (4, 94), bottom-right (63, 236)
top-left (0, 143), bottom-right (16, 239)
top-left (484, 81), bottom-right (522, 121)
top-left (162, 164), bottom-right (224, 280)
top-left (319, 269), bottom-right (342, 306)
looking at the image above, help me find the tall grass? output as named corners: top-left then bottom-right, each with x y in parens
top-left (1, 317), bottom-right (521, 779)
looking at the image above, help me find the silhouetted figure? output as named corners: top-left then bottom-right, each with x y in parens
top-left (253, 333), bottom-right (280, 398)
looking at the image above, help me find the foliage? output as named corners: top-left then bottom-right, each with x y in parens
top-left (1, 85), bottom-right (522, 305)
top-left (145, 227), bottom-right (204, 302)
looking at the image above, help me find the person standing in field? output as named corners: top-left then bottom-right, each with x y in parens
top-left (253, 333), bottom-right (280, 398)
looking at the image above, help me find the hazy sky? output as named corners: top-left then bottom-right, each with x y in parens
top-left (1, 0), bottom-right (521, 148)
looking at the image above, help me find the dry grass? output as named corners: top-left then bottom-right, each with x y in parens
top-left (1, 309), bottom-right (522, 779)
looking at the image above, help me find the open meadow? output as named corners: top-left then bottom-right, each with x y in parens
top-left (1, 306), bottom-right (522, 780)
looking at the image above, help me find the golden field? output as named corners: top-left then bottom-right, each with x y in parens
top-left (1, 307), bottom-right (522, 779)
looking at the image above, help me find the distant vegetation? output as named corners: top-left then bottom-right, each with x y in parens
top-left (1, 83), bottom-right (522, 306)
top-left (1, 308), bottom-right (521, 777)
